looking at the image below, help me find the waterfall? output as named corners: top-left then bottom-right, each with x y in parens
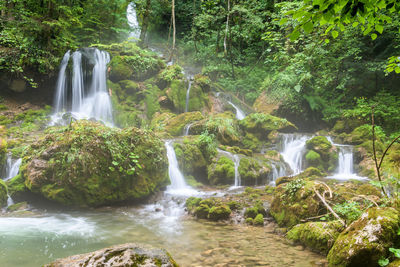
top-left (217, 149), bottom-right (241, 188)
top-left (227, 101), bottom-right (246, 120)
top-left (280, 134), bottom-right (310, 176)
top-left (127, 2), bottom-right (141, 40)
top-left (184, 79), bottom-right (193, 113)
top-left (3, 156), bottom-right (22, 181)
top-left (183, 123), bottom-right (193, 136)
top-left (327, 138), bottom-right (368, 181)
top-left (269, 161), bottom-right (286, 184)
top-left (51, 48), bottom-right (113, 126)
top-left (164, 141), bottom-right (197, 195)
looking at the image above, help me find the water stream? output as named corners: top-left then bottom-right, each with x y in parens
top-left (127, 2), bottom-right (141, 40)
top-left (227, 101), bottom-right (246, 120)
top-left (280, 134), bottom-right (311, 176)
top-left (185, 78), bottom-right (193, 113)
top-left (217, 149), bottom-right (241, 188)
top-left (51, 48), bottom-right (113, 126)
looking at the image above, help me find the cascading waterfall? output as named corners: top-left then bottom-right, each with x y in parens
top-left (227, 101), bottom-right (246, 120)
top-left (165, 141), bottom-right (197, 195)
top-left (51, 48), bottom-right (113, 126)
top-left (217, 149), bottom-right (241, 188)
top-left (2, 155), bottom-right (22, 207)
top-left (327, 138), bottom-right (368, 181)
top-left (280, 134), bottom-right (310, 176)
top-left (184, 78), bottom-right (193, 113)
top-left (269, 161), bottom-right (286, 184)
top-left (183, 123), bottom-right (193, 136)
top-left (127, 2), bottom-right (141, 39)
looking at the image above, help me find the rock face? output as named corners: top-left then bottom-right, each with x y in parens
top-left (327, 207), bottom-right (400, 267)
top-left (305, 136), bottom-right (337, 172)
top-left (45, 243), bottom-right (179, 267)
top-left (21, 121), bottom-right (169, 207)
top-left (0, 179), bottom-right (7, 207)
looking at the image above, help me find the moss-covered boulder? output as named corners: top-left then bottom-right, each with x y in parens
top-left (239, 113), bottom-right (297, 141)
top-left (21, 121), bottom-right (169, 207)
top-left (305, 136), bottom-right (337, 172)
top-left (238, 156), bottom-right (271, 186)
top-left (253, 213), bottom-right (264, 226)
top-left (327, 207), bottom-right (400, 267)
top-left (0, 179), bottom-right (7, 207)
top-left (165, 79), bottom-right (187, 113)
top-left (45, 243), bottom-right (179, 267)
top-left (286, 221), bottom-right (343, 254)
top-left (208, 205), bottom-right (231, 221)
top-left (207, 155), bottom-right (235, 185)
top-left (157, 64), bottom-right (184, 90)
top-left (0, 135), bottom-right (6, 167)
top-left (190, 112), bottom-right (242, 146)
top-left (164, 112), bottom-right (204, 136)
top-left (270, 179), bottom-right (326, 228)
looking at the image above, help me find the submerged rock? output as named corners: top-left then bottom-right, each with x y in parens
top-left (45, 243), bottom-right (179, 267)
top-left (21, 121), bottom-right (169, 207)
top-left (327, 207), bottom-right (400, 267)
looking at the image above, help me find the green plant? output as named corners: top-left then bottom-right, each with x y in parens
top-left (333, 202), bottom-right (363, 224)
top-left (285, 178), bottom-right (305, 198)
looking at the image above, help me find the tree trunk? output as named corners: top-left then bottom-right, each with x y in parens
top-left (170, 0), bottom-right (176, 61)
top-left (223, 0), bottom-right (230, 55)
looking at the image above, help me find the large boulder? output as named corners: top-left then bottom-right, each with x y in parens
top-left (164, 112), bottom-right (204, 136)
top-left (45, 243), bottom-right (179, 267)
top-left (327, 207), bottom-right (400, 267)
top-left (207, 155), bottom-right (235, 185)
top-left (305, 136), bottom-right (337, 172)
top-left (22, 121), bottom-right (169, 207)
top-left (238, 156), bottom-right (271, 186)
top-left (286, 221), bottom-right (343, 254)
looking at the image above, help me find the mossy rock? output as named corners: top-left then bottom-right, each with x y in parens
top-left (193, 74), bottom-right (211, 92)
top-left (185, 197), bottom-right (202, 213)
top-left (118, 80), bottom-right (140, 95)
top-left (190, 113), bottom-right (242, 146)
top-left (306, 136), bottom-right (332, 155)
top-left (6, 201), bottom-right (28, 212)
top-left (164, 112), bottom-right (204, 136)
top-left (0, 179), bottom-right (7, 207)
top-left (194, 204), bottom-right (210, 219)
top-left (270, 180), bottom-right (326, 228)
top-left (165, 79), bottom-right (187, 113)
top-left (208, 205), bottom-right (231, 221)
top-left (21, 121), bottom-right (169, 207)
top-left (327, 207), bottom-right (400, 267)
top-left (239, 113), bottom-right (297, 141)
top-left (0, 137), bottom-right (6, 167)
top-left (253, 213), bottom-right (264, 226)
top-left (241, 132), bottom-right (263, 151)
top-left (305, 150), bottom-right (323, 170)
top-left (286, 221), bottom-right (343, 254)
top-left (207, 155), bottom-right (235, 185)
top-left (109, 56), bottom-right (133, 82)
top-left (157, 64), bottom-right (184, 89)
top-left (6, 172), bottom-right (28, 200)
top-left (238, 156), bottom-right (271, 186)
top-left (150, 112), bottom-right (176, 134)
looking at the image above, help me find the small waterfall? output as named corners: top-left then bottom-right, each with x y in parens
top-left (6, 194), bottom-right (14, 207)
top-left (165, 141), bottom-right (197, 195)
top-left (227, 101), bottom-right (246, 120)
top-left (217, 149), bottom-right (241, 188)
top-left (269, 161), bottom-right (286, 183)
top-left (280, 134), bottom-right (310, 176)
top-left (127, 2), bottom-right (141, 39)
top-left (233, 154), bottom-right (241, 187)
top-left (327, 138), bottom-right (368, 181)
top-left (3, 156), bottom-right (22, 181)
top-left (184, 79), bottom-right (193, 113)
top-left (183, 123), bottom-right (193, 136)
top-left (51, 48), bottom-right (113, 126)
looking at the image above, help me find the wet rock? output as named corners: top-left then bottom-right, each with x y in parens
top-left (45, 243), bottom-right (179, 267)
top-left (0, 179), bottom-right (7, 207)
top-left (327, 207), bottom-right (400, 267)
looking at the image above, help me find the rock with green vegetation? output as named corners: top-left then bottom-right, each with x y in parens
top-left (44, 243), bottom-right (179, 267)
top-left (208, 205), bottom-right (231, 221)
top-left (239, 113), bottom-right (297, 141)
top-left (194, 204), bottom-right (210, 219)
top-left (238, 156), bottom-right (271, 186)
top-left (157, 64), bottom-right (184, 89)
top-left (0, 133), bottom-right (6, 167)
top-left (6, 201), bottom-right (28, 212)
top-left (328, 207), bottom-right (400, 267)
top-left (252, 91), bottom-right (280, 114)
top-left (0, 179), bottom-right (7, 207)
top-left (270, 180), bottom-right (325, 228)
top-left (164, 112), bottom-right (204, 136)
top-left (109, 56), bottom-right (133, 82)
top-left (207, 155), bottom-right (235, 185)
top-left (305, 136), bottom-right (337, 172)
top-left (253, 213), bottom-right (264, 226)
top-left (21, 121), bottom-right (169, 207)
top-left (185, 197), bottom-right (202, 213)
top-left (332, 119), bottom-right (362, 134)
top-left (190, 112), bottom-right (242, 146)
top-left (6, 172), bottom-right (28, 200)
top-left (286, 221), bottom-right (343, 254)
top-left (166, 79), bottom-right (187, 113)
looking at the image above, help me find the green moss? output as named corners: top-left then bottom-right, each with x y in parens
top-left (21, 121), bottom-right (169, 207)
top-left (185, 197), bottom-right (202, 213)
top-left (6, 201), bottom-right (28, 212)
top-left (208, 205), bottom-right (231, 221)
top-left (118, 80), bottom-right (139, 95)
top-left (305, 150), bottom-right (323, 170)
top-left (109, 56), bottom-right (133, 82)
top-left (164, 112), bottom-right (204, 136)
top-left (286, 221), bottom-right (343, 254)
top-left (306, 136), bottom-right (332, 154)
top-left (166, 79), bottom-right (187, 113)
top-left (194, 204), bottom-right (210, 219)
top-left (253, 213), bottom-right (264, 226)
top-left (245, 207), bottom-right (258, 219)
top-left (227, 200), bottom-right (241, 210)
top-left (207, 156), bottom-right (235, 185)
top-left (238, 156), bottom-right (271, 186)
top-left (6, 173), bottom-right (28, 198)
top-left (245, 217), bottom-right (254, 224)
top-left (0, 179), bottom-right (7, 207)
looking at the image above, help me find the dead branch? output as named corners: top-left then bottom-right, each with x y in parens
top-left (313, 186), bottom-right (346, 227)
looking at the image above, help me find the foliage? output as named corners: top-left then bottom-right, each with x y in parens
top-left (333, 201), bottom-right (363, 224)
top-left (285, 178), bottom-right (305, 198)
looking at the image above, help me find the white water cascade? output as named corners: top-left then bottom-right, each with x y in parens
top-left (183, 123), bottom-right (193, 136)
top-left (227, 101), bottom-right (246, 120)
top-left (3, 156), bottom-right (22, 181)
top-left (185, 78), bottom-right (193, 113)
top-left (217, 149), bottom-right (241, 188)
top-left (51, 48), bottom-right (113, 126)
top-left (165, 141), bottom-right (197, 195)
top-left (127, 2), bottom-right (141, 40)
top-left (327, 138), bottom-right (368, 181)
top-left (280, 134), bottom-right (311, 176)
top-left (269, 161), bottom-right (286, 184)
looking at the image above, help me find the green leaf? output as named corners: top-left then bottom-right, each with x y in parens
top-left (290, 30), bottom-right (300, 41)
top-left (395, 67), bottom-right (400, 74)
top-left (331, 30), bottom-right (339, 38)
top-left (112, 161), bottom-right (119, 166)
top-left (325, 39), bottom-right (330, 44)
top-left (294, 84), bottom-right (301, 92)
top-left (389, 247), bottom-right (400, 258)
top-left (378, 258), bottom-right (389, 267)
top-left (303, 21), bottom-right (314, 33)
top-left (371, 33), bottom-right (378, 40)
top-left (352, 22), bottom-right (359, 28)
top-left (279, 18), bottom-right (288, 25)
top-left (375, 24), bottom-right (384, 34)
